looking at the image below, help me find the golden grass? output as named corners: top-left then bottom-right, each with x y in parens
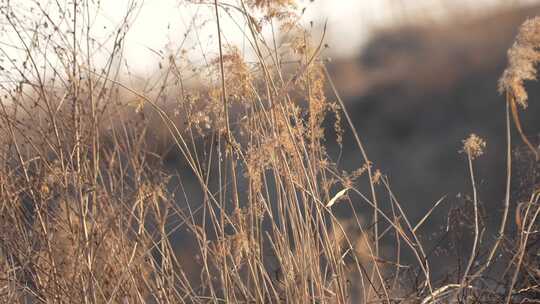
top-left (0, 1), bottom-right (538, 303)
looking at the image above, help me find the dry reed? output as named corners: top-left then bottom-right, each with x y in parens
top-left (0, 1), bottom-right (538, 303)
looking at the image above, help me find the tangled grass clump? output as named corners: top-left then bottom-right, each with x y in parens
top-left (0, 1), bottom-right (539, 303)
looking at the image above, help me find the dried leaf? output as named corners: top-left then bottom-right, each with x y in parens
top-left (326, 188), bottom-right (349, 208)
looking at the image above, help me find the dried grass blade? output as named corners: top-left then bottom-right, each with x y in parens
top-left (413, 195), bottom-right (447, 233)
top-left (326, 188), bottom-right (349, 208)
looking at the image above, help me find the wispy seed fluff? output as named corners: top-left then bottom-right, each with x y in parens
top-left (461, 134), bottom-right (487, 160)
top-left (498, 17), bottom-right (540, 108)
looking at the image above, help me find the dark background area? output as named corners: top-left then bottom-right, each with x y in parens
top-left (165, 3), bottom-right (540, 282)
top-left (325, 3), bottom-right (540, 225)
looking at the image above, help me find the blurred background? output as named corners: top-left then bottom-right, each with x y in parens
top-left (3, 0), bottom-right (540, 281)
top-left (111, 0), bottom-right (540, 272)
top-left (58, 0), bottom-right (540, 213)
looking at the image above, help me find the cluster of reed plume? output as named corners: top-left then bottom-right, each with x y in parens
top-left (0, 1), bottom-right (538, 303)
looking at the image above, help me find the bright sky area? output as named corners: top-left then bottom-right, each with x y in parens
top-left (2, 0), bottom-right (540, 79)
top-left (96, 0), bottom-right (540, 71)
